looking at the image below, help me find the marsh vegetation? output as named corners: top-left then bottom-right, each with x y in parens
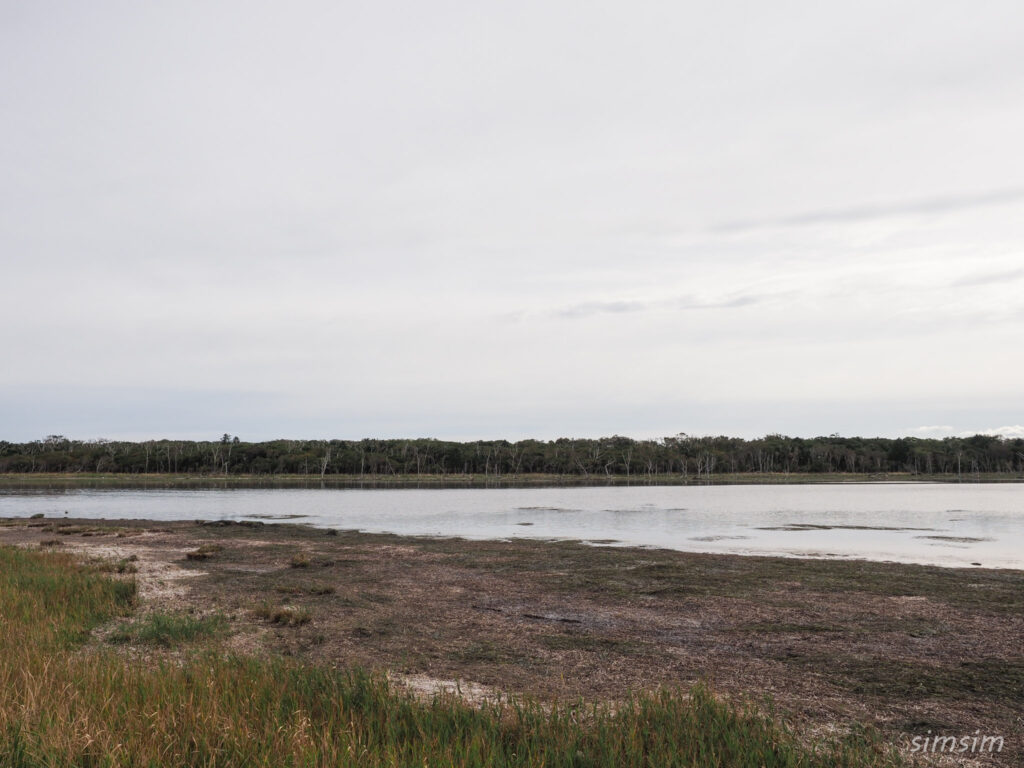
top-left (0, 541), bottom-right (912, 767)
top-left (2, 518), bottom-right (1021, 765)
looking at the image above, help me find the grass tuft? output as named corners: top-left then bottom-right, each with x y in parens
top-left (94, 554), bottom-right (139, 574)
top-left (186, 543), bottom-right (224, 560)
top-left (109, 611), bottom-right (228, 647)
top-left (255, 603), bottom-right (313, 626)
top-left (274, 582), bottom-right (335, 596)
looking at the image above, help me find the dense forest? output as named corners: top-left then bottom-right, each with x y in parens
top-left (1, 433), bottom-right (1022, 478)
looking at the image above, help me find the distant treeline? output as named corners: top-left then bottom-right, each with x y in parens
top-left (2, 433), bottom-right (1022, 478)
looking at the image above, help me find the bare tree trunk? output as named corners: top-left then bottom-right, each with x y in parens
top-left (319, 445), bottom-right (331, 480)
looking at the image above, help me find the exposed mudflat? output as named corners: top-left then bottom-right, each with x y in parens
top-left (2, 516), bottom-right (1021, 766)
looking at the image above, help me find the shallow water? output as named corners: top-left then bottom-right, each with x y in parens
top-left (1, 483), bottom-right (1022, 569)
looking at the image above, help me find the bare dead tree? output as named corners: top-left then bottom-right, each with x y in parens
top-left (319, 444), bottom-right (332, 480)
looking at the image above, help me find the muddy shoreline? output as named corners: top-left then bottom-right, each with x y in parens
top-left (2, 516), bottom-right (1021, 765)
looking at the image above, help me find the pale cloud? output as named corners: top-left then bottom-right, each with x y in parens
top-left (556, 299), bottom-right (650, 319)
top-left (970, 426), bottom-right (1024, 439)
top-left (904, 426), bottom-right (1024, 440)
top-left (2, 1), bottom-right (1024, 440)
top-left (951, 268), bottom-right (1024, 287)
top-left (554, 292), bottom-right (772, 319)
top-left (908, 426), bottom-right (957, 436)
top-left (709, 187), bottom-right (1024, 234)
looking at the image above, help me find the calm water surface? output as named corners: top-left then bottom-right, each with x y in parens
top-left (1, 483), bottom-right (1022, 569)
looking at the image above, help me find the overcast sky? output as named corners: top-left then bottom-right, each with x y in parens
top-left (2, 0), bottom-right (1023, 442)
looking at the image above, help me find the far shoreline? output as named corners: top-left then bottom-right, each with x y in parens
top-left (2, 470), bottom-right (1022, 489)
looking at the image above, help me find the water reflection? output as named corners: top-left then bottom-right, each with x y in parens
top-left (1, 484), bottom-right (1021, 569)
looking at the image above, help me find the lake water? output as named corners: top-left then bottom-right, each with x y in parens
top-left (1, 483), bottom-right (1022, 569)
